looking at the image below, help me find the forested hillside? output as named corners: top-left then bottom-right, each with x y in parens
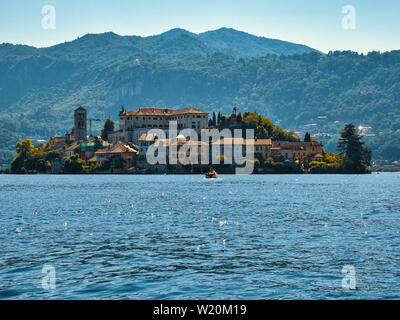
top-left (1, 29), bottom-right (400, 165)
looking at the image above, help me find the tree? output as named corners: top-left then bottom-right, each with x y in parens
top-left (63, 154), bottom-right (86, 174)
top-left (233, 106), bottom-right (238, 115)
top-left (304, 132), bottom-right (311, 142)
top-left (237, 112), bottom-right (242, 123)
top-left (11, 139), bottom-right (34, 173)
top-left (101, 118), bottom-right (115, 141)
top-left (212, 112), bottom-right (216, 126)
top-left (11, 139), bottom-right (54, 173)
top-left (337, 124), bottom-right (370, 173)
top-left (46, 150), bottom-right (61, 161)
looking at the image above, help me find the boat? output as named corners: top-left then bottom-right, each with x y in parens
top-left (205, 168), bottom-right (218, 179)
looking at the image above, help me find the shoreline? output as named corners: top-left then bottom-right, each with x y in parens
top-left (0, 171), bottom-right (377, 175)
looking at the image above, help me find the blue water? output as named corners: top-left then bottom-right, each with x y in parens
top-left (0, 174), bottom-right (399, 300)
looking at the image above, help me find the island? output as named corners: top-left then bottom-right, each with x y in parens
top-left (7, 106), bottom-right (371, 175)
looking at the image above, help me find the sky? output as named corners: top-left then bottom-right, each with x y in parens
top-left (0, 0), bottom-right (399, 53)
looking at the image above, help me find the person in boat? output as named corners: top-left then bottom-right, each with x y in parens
top-left (206, 167), bottom-right (218, 178)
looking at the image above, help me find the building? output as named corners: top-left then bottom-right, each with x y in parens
top-left (80, 137), bottom-right (110, 160)
top-left (93, 142), bottom-right (139, 173)
top-left (64, 142), bottom-right (81, 159)
top-left (210, 138), bottom-right (272, 164)
top-left (271, 141), bottom-right (324, 162)
top-left (254, 139), bottom-right (273, 160)
top-left (73, 107), bottom-right (87, 141)
top-left (108, 107), bottom-right (208, 144)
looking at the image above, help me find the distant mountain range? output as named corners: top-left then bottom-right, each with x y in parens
top-left (154, 27), bottom-right (319, 56)
top-left (0, 28), bottom-right (400, 164)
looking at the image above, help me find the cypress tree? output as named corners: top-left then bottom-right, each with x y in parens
top-left (337, 124), bottom-right (371, 173)
top-left (212, 112), bottom-right (217, 126)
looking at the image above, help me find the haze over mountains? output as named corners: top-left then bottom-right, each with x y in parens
top-left (0, 27), bottom-right (400, 164)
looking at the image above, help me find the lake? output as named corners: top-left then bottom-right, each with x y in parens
top-left (0, 174), bottom-right (399, 299)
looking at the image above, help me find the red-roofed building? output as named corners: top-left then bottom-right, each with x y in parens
top-left (108, 107), bottom-right (208, 144)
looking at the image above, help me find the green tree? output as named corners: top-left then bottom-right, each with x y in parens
top-left (212, 112), bottom-right (217, 126)
top-left (304, 132), bottom-right (311, 142)
top-left (237, 112), bottom-right (242, 123)
top-left (101, 117), bottom-right (115, 141)
top-left (11, 139), bottom-right (53, 173)
top-left (63, 154), bottom-right (86, 174)
top-left (46, 150), bottom-right (61, 161)
top-left (11, 139), bottom-right (35, 173)
top-left (337, 124), bottom-right (371, 173)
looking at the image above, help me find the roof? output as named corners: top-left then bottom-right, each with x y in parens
top-left (312, 153), bottom-right (324, 158)
top-left (122, 107), bottom-right (208, 116)
top-left (254, 139), bottom-right (272, 146)
top-left (153, 139), bottom-right (170, 148)
top-left (81, 140), bottom-right (110, 151)
top-left (171, 140), bottom-right (208, 147)
top-left (272, 141), bottom-right (322, 151)
top-left (139, 132), bottom-right (158, 142)
top-left (65, 142), bottom-right (81, 152)
top-left (96, 142), bottom-right (138, 155)
top-left (212, 138), bottom-right (269, 145)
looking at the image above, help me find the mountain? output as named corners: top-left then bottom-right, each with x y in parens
top-left (152, 27), bottom-right (319, 57)
top-left (1, 28), bottom-right (400, 165)
top-left (198, 28), bottom-right (318, 57)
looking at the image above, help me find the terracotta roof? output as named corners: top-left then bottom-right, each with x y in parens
top-left (139, 133), bottom-right (158, 142)
top-left (312, 153), bottom-right (324, 158)
top-left (254, 139), bottom-right (272, 146)
top-left (212, 138), bottom-right (260, 145)
top-left (153, 139), bottom-right (170, 148)
top-left (65, 142), bottom-right (80, 151)
top-left (96, 142), bottom-right (138, 154)
top-left (122, 107), bottom-right (207, 116)
top-left (171, 140), bottom-right (208, 147)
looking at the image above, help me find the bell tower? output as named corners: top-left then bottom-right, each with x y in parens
top-left (74, 106), bottom-right (87, 141)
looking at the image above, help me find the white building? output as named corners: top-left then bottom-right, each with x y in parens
top-left (109, 107), bottom-right (208, 144)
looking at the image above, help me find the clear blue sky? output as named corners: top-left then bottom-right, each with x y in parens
top-left (1, 0), bottom-right (399, 53)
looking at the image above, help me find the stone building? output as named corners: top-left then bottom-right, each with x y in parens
top-left (108, 107), bottom-right (209, 144)
top-left (270, 141), bottom-right (324, 162)
top-left (73, 106), bottom-right (87, 141)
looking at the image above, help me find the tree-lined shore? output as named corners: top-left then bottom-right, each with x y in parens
top-left (5, 107), bottom-right (371, 174)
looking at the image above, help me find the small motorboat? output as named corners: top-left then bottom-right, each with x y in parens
top-left (205, 168), bottom-right (218, 179)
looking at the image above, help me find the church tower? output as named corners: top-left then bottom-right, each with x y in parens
top-left (74, 106), bottom-right (87, 141)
